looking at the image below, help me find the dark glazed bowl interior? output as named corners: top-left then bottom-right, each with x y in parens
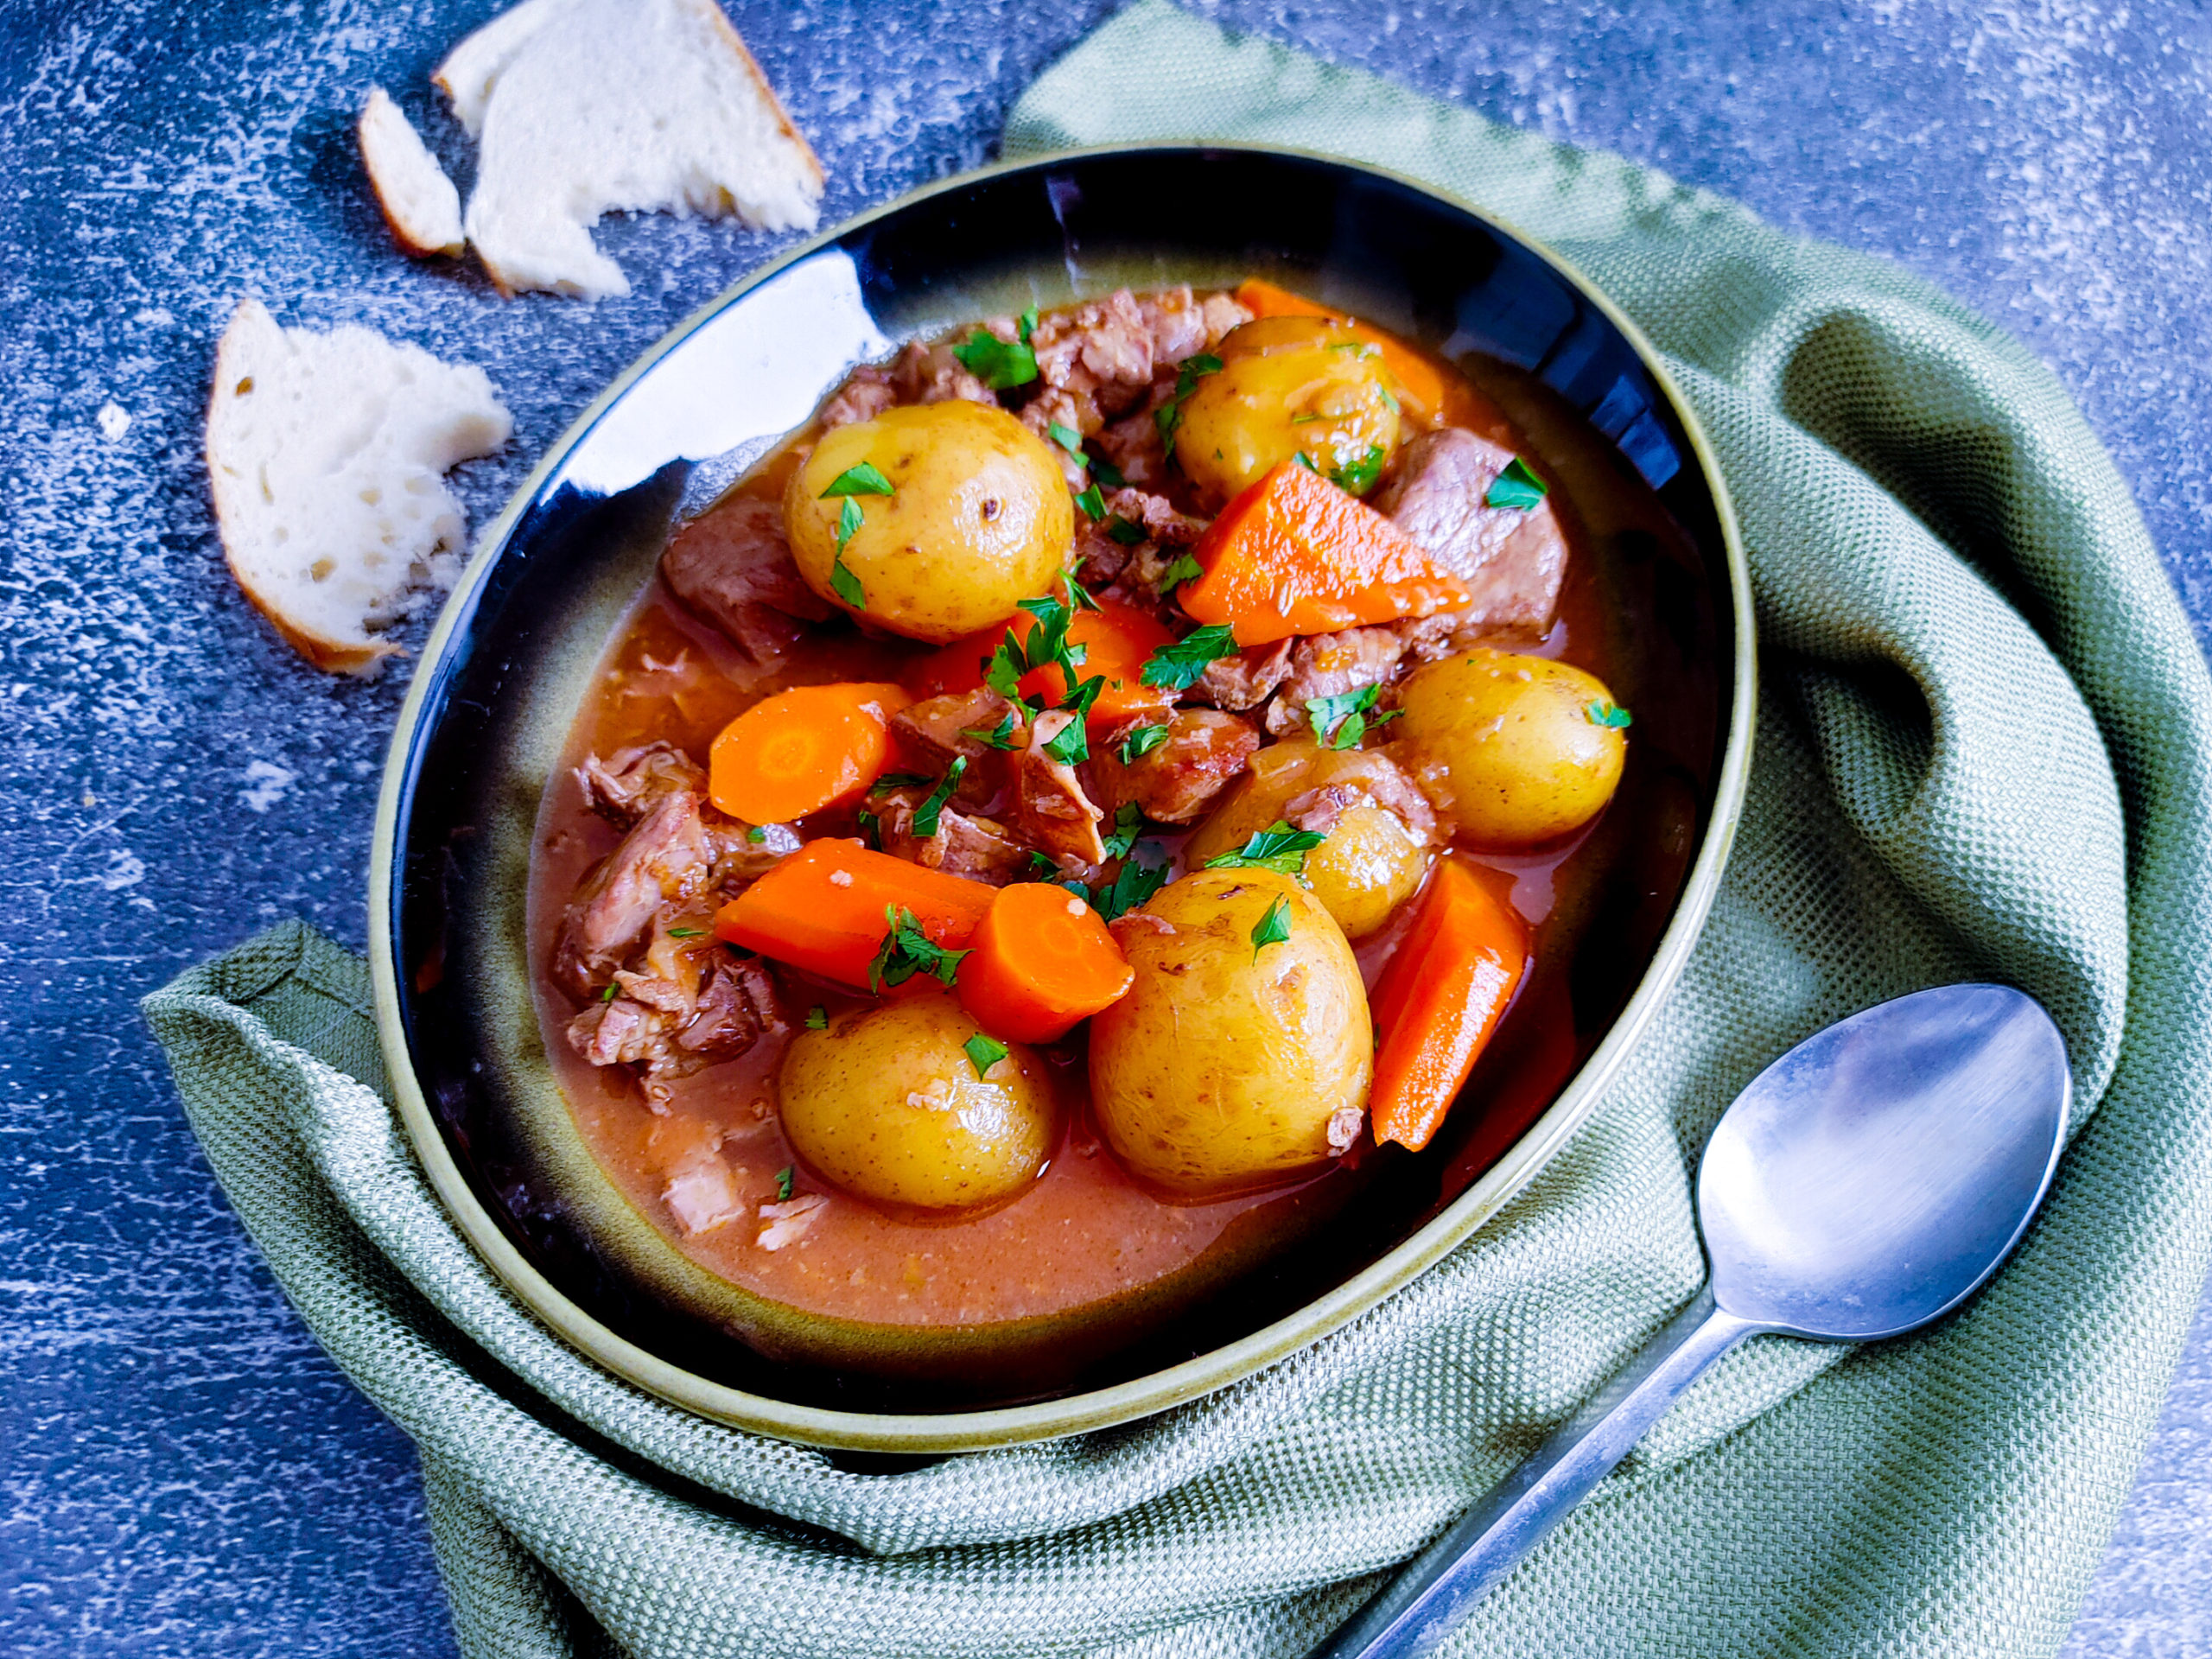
top-left (377, 146), bottom-right (1745, 1446)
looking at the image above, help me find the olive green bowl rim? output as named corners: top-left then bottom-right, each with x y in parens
top-left (368, 139), bottom-right (1758, 1454)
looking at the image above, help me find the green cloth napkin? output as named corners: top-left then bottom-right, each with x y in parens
top-left (143, 3), bottom-right (2212, 1655)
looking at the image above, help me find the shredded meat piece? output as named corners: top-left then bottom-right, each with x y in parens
top-left (659, 496), bottom-right (836, 661)
top-left (817, 369), bottom-right (898, 429)
top-left (1371, 428), bottom-right (1568, 643)
top-left (576, 743), bottom-right (706, 825)
top-left (876, 792), bottom-right (1032, 886)
top-left (1096, 394), bottom-right (1170, 490)
top-left (1192, 639), bottom-right (1295, 713)
top-left (1088, 710), bottom-right (1260, 824)
top-left (553, 789), bottom-right (717, 998)
top-left (1268, 627), bottom-right (1411, 735)
top-left (817, 340), bottom-right (994, 429)
top-left (1279, 748), bottom-right (1440, 846)
top-left (888, 688), bottom-right (1017, 804)
top-left (1013, 709), bottom-right (1109, 864)
top-left (1326, 1104), bottom-right (1365, 1155)
top-left (756, 1192), bottom-right (828, 1251)
top-left (663, 1148), bottom-right (747, 1236)
top-left (566, 953), bottom-right (784, 1106)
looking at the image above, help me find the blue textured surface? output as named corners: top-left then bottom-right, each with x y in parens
top-left (3, 2), bottom-right (2208, 1654)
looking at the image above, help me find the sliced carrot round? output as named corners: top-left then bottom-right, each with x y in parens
top-left (708, 681), bottom-right (912, 824)
top-left (957, 881), bottom-right (1135, 1042)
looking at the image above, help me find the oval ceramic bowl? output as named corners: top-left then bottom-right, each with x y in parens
top-left (370, 144), bottom-right (1754, 1452)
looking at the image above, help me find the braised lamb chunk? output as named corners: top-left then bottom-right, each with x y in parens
top-left (874, 792), bottom-right (1032, 886)
top-left (1012, 709), bottom-right (1109, 865)
top-left (1266, 627), bottom-right (1411, 736)
top-left (576, 743), bottom-right (706, 825)
top-left (1088, 710), bottom-right (1260, 825)
top-left (888, 688), bottom-right (1018, 806)
top-left (1094, 397), bottom-right (1168, 490)
top-left (1077, 486), bottom-right (1207, 605)
top-left (1016, 285), bottom-right (1255, 435)
top-left (1192, 639), bottom-right (1295, 714)
top-left (1284, 749), bottom-right (1440, 846)
top-left (552, 787), bottom-right (719, 999)
top-left (566, 951), bottom-right (784, 1105)
top-left (660, 495), bottom-right (836, 662)
top-left (817, 340), bottom-right (994, 429)
top-left (1371, 428), bottom-right (1568, 642)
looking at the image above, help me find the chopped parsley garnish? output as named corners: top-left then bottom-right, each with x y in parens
top-left (963, 709), bottom-right (1024, 750)
top-left (775, 1166), bottom-right (795, 1201)
top-left (1047, 422), bottom-right (1084, 457)
top-left (867, 904), bottom-right (969, 993)
top-left (1293, 450), bottom-right (1320, 473)
top-left (1305, 682), bottom-right (1402, 749)
top-left (1586, 699), bottom-right (1634, 729)
top-left (1157, 551), bottom-right (1204, 601)
top-left (1061, 674), bottom-right (1105, 724)
top-left (1060, 567), bottom-right (1102, 613)
top-left (952, 327), bottom-right (1038, 390)
top-left (912, 758), bottom-right (968, 838)
top-left (1059, 878), bottom-right (1093, 906)
top-left (601, 982), bottom-right (619, 1001)
top-left (1105, 515), bottom-right (1148, 547)
top-left (746, 825), bottom-right (769, 843)
top-left (868, 770), bottom-right (936, 795)
top-left (1250, 894), bottom-right (1294, 959)
top-left (820, 461), bottom-right (894, 499)
top-left (855, 808), bottom-right (880, 849)
top-left (1074, 482), bottom-right (1107, 520)
top-left (1095, 847), bottom-right (1170, 921)
top-left (1027, 850), bottom-right (1061, 877)
top-left (1206, 820), bottom-right (1328, 877)
top-left (1329, 444), bottom-right (1389, 494)
top-left (804, 1005), bottom-right (828, 1031)
top-left (1154, 352), bottom-right (1223, 461)
top-left (830, 550), bottom-right (865, 607)
top-left (1117, 722), bottom-right (1171, 764)
top-left (1089, 453), bottom-right (1127, 489)
top-left (1376, 385), bottom-right (1401, 414)
top-left (1018, 306), bottom-right (1039, 344)
top-left (664, 926), bottom-right (705, 939)
top-left (963, 1033), bottom-right (1009, 1077)
top-left (1484, 456), bottom-right (1549, 511)
top-left (1101, 801), bottom-right (1159, 861)
top-left (1139, 624), bottom-right (1238, 690)
top-left (1042, 714), bottom-right (1090, 766)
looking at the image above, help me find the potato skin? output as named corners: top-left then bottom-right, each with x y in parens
top-left (779, 997), bottom-right (1056, 1212)
top-left (1173, 315), bottom-right (1401, 507)
top-left (785, 402), bottom-right (1072, 644)
top-left (1395, 650), bottom-right (1627, 847)
top-left (1182, 741), bottom-right (1431, 940)
top-left (1089, 869), bottom-right (1372, 1197)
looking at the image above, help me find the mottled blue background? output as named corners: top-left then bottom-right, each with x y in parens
top-left (4, 2), bottom-right (2209, 1654)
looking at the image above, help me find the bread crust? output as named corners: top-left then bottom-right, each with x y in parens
top-left (359, 87), bottom-right (466, 260)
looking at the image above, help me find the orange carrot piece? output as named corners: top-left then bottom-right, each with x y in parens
top-left (1369, 859), bottom-right (1530, 1152)
top-left (1232, 277), bottom-right (1450, 422)
top-left (708, 681), bottom-right (912, 824)
top-left (714, 840), bottom-right (993, 989)
top-left (957, 882), bottom-right (1135, 1042)
top-left (910, 601), bottom-right (1177, 729)
top-left (1178, 461), bottom-right (1471, 646)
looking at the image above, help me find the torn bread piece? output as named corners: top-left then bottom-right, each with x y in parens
top-left (434, 0), bottom-right (823, 298)
top-left (205, 298), bottom-right (512, 675)
top-left (359, 86), bottom-right (465, 258)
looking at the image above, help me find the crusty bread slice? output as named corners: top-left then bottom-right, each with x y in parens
top-left (433, 0), bottom-right (824, 299)
top-left (205, 298), bottom-right (512, 675)
top-left (359, 86), bottom-right (465, 258)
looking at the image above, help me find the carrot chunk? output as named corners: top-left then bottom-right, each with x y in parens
top-left (714, 840), bottom-right (994, 989)
top-left (1369, 859), bottom-right (1530, 1152)
top-left (708, 681), bottom-right (912, 824)
top-left (1232, 277), bottom-right (1451, 422)
top-left (1177, 461), bottom-right (1471, 646)
top-left (957, 881), bottom-right (1135, 1042)
top-left (910, 600), bottom-right (1176, 729)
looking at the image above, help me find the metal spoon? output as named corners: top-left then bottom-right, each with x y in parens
top-left (1317, 982), bottom-right (2071, 1659)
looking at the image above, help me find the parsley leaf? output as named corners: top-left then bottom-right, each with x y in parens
top-left (834, 494), bottom-right (864, 550)
top-left (952, 327), bottom-right (1038, 390)
top-left (746, 825), bottom-right (769, 843)
top-left (1061, 567), bottom-right (1102, 613)
top-left (1157, 551), bottom-right (1204, 601)
top-left (830, 550), bottom-right (865, 607)
top-left (855, 808), bottom-right (880, 849)
top-left (963, 709), bottom-right (1023, 750)
top-left (1061, 673), bottom-right (1105, 723)
top-left (963, 1033), bottom-right (1009, 1078)
top-left (1105, 514), bottom-right (1147, 546)
top-left (775, 1166), bottom-right (795, 1201)
top-left (1047, 421), bottom-right (1084, 457)
top-left (1089, 453), bottom-right (1127, 489)
top-left (820, 461), bottom-right (894, 499)
top-left (1043, 714), bottom-right (1090, 766)
top-left (1154, 353), bottom-right (1223, 461)
top-left (1484, 456), bottom-right (1549, 511)
top-left (1376, 385), bottom-right (1401, 414)
top-left (1329, 444), bottom-right (1389, 494)
top-left (1095, 847), bottom-right (1170, 921)
top-left (1206, 820), bottom-right (1329, 877)
top-left (665, 926), bottom-right (705, 939)
top-left (601, 982), bottom-right (619, 1001)
top-left (1306, 682), bottom-right (1389, 748)
top-left (1293, 450), bottom-right (1320, 473)
top-left (1059, 878), bottom-right (1094, 906)
top-left (804, 1005), bottom-right (828, 1031)
top-left (867, 904), bottom-right (969, 993)
top-left (1586, 699), bottom-right (1634, 729)
top-left (1018, 307), bottom-right (1039, 344)
top-left (912, 758), bottom-right (968, 838)
top-left (1102, 801), bottom-right (1156, 861)
top-left (1074, 482), bottom-right (1106, 520)
top-left (1250, 894), bottom-right (1294, 959)
top-left (1027, 850), bottom-right (1061, 877)
top-left (1139, 624), bottom-right (1238, 690)
top-left (1117, 722), bottom-right (1171, 764)
top-left (982, 626), bottom-right (1029, 699)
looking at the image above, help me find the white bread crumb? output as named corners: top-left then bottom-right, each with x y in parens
top-left (359, 87), bottom-right (465, 258)
top-left (205, 298), bottom-right (512, 675)
top-left (435, 0), bottom-right (824, 299)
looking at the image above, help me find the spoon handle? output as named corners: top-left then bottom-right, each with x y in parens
top-left (1313, 1285), bottom-right (1760, 1659)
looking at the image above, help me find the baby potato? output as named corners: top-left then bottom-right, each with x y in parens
top-left (785, 401), bottom-right (1072, 644)
top-left (1394, 650), bottom-right (1628, 847)
top-left (1089, 869), bottom-right (1372, 1197)
top-left (779, 997), bottom-right (1056, 1212)
top-left (1173, 315), bottom-right (1402, 506)
top-left (1183, 741), bottom-right (1432, 940)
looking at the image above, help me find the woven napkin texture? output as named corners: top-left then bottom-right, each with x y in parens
top-left (143, 4), bottom-right (2212, 1656)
